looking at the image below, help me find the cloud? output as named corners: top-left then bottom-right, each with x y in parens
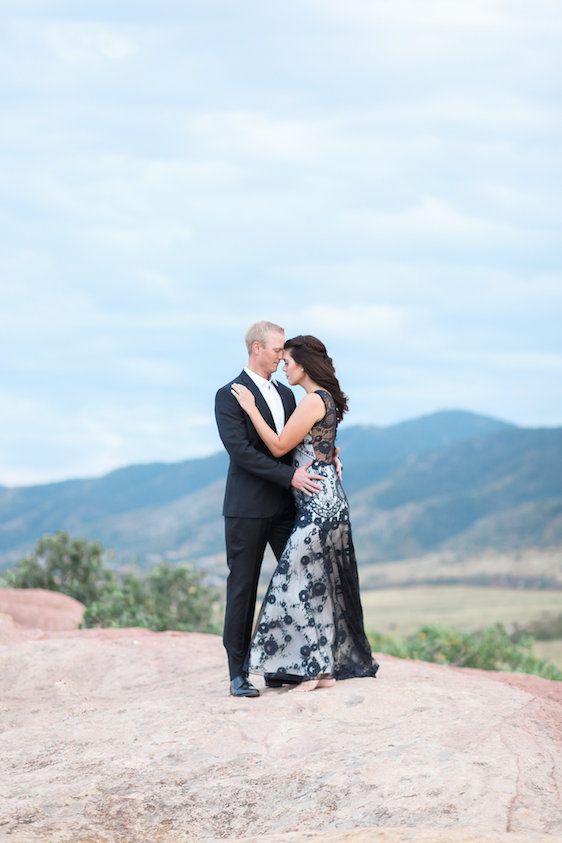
top-left (45, 22), bottom-right (136, 63)
top-left (460, 351), bottom-right (562, 374)
top-left (185, 110), bottom-right (335, 162)
top-left (0, 389), bottom-right (218, 487)
top-left (118, 357), bottom-right (190, 388)
top-left (136, 269), bottom-right (179, 296)
top-left (299, 305), bottom-right (407, 339)
top-left (1, 1), bottom-right (561, 484)
top-left (311, 0), bottom-right (553, 33)
top-left (86, 221), bottom-right (194, 253)
top-left (341, 196), bottom-right (530, 255)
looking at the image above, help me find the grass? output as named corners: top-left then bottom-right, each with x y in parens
top-left (533, 639), bottom-right (562, 669)
top-left (360, 585), bottom-right (562, 637)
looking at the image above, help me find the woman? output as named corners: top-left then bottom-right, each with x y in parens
top-left (231, 335), bottom-right (379, 691)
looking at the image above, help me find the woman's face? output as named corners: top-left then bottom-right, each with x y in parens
top-left (282, 349), bottom-right (304, 386)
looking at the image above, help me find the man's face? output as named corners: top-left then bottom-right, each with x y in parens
top-left (257, 331), bottom-right (285, 375)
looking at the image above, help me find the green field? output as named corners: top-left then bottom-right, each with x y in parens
top-left (361, 586), bottom-right (562, 670)
top-left (361, 585), bottom-right (562, 636)
top-left (533, 639), bottom-right (562, 668)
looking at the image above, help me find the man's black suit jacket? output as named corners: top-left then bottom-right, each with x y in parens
top-left (215, 369), bottom-right (297, 517)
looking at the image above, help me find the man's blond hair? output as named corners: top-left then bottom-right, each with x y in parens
top-left (245, 320), bottom-right (285, 354)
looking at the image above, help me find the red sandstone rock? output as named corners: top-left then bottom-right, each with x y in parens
top-left (0, 630), bottom-right (560, 842)
top-left (0, 587), bottom-right (84, 632)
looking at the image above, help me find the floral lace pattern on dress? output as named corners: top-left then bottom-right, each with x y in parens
top-left (248, 390), bottom-right (379, 681)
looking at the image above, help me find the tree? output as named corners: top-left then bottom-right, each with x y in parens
top-left (3, 531), bottom-right (222, 634)
top-left (146, 563), bottom-right (220, 632)
top-left (3, 531), bottom-right (112, 605)
top-left (83, 565), bottom-right (220, 633)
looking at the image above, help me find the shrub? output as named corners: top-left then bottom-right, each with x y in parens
top-left (511, 613), bottom-right (562, 642)
top-left (2, 531), bottom-right (112, 605)
top-left (368, 623), bottom-right (562, 681)
top-left (83, 564), bottom-right (221, 633)
top-left (3, 532), bottom-right (221, 634)
top-left (82, 571), bottom-right (156, 629)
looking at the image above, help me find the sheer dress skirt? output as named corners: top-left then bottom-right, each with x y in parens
top-left (248, 441), bottom-right (379, 681)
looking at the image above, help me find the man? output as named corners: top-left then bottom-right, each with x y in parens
top-left (215, 320), bottom-right (323, 698)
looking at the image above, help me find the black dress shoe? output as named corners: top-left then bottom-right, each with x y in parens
top-left (264, 673), bottom-right (302, 688)
top-left (264, 674), bottom-right (284, 688)
top-left (230, 675), bottom-right (260, 697)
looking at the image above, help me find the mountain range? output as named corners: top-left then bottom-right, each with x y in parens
top-left (1, 410), bottom-right (561, 586)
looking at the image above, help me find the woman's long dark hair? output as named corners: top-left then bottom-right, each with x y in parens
top-left (284, 335), bottom-right (349, 422)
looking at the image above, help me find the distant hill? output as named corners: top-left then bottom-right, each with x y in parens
top-left (1, 410), bottom-right (561, 585)
top-left (351, 426), bottom-right (562, 562)
top-left (336, 409), bottom-right (513, 490)
top-left (0, 452), bottom-right (228, 565)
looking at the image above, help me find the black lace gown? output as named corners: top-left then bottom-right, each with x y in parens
top-left (248, 389), bottom-right (379, 681)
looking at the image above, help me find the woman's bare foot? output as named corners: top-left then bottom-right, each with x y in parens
top-left (290, 675), bottom-right (336, 692)
top-left (290, 679), bottom-right (319, 692)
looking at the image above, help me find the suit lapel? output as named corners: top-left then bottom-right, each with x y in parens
top-left (237, 370), bottom-right (277, 432)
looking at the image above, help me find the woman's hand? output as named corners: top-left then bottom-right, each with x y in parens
top-left (334, 446), bottom-right (343, 481)
top-left (230, 383), bottom-right (257, 413)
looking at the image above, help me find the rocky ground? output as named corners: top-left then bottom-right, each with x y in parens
top-left (0, 589), bottom-right (560, 842)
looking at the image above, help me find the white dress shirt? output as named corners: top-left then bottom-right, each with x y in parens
top-left (244, 367), bottom-right (285, 434)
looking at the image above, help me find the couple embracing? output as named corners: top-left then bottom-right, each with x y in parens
top-left (215, 321), bottom-right (379, 698)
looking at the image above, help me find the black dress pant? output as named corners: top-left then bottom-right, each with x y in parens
top-left (223, 499), bottom-right (294, 680)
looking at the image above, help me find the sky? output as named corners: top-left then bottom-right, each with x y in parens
top-left (1, 0), bottom-right (562, 486)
